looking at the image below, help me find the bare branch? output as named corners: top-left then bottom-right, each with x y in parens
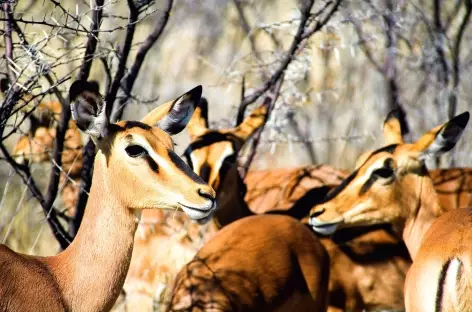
top-left (113, 0), bottom-right (173, 121)
top-left (232, 0), bottom-right (263, 63)
top-left (433, 0), bottom-right (449, 87)
top-left (301, 0), bottom-right (342, 40)
top-left (235, 75), bottom-right (246, 126)
top-left (77, 0), bottom-right (105, 81)
top-left (1, 3), bottom-right (72, 247)
top-left (448, 0), bottom-right (472, 119)
top-left (105, 0), bottom-right (139, 118)
top-left (241, 74), bottom-right (284, 179)
top-left (240, 0), bottom-right (316, 109)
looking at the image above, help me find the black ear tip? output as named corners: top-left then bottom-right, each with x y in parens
top-left (0, 78), bottom-right (10, 93)
top-left (69, 80), bottom-right (100, 101)
top-left (88, 80), bottom-right (100, 93)
top-left (199, 97), bottom-right (208, 109)
top-left (385, 107), bottom-right (410, 135)
top-left (453, 111), bottom-right (470, 128)
top-left (187, 85), bottom-right (202, 100)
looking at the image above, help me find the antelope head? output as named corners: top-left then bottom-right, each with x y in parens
top-left (309, 111), bottom-right (469, 236)
top-left (183, 99), bottom-right (267, 191)
top-left (69, 80), bottom-right (216, 223)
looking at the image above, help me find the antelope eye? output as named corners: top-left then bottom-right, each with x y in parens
top-left (373, 167), bottom-right (394, 179)
top-left (125, 145), bottom-right (147, 158)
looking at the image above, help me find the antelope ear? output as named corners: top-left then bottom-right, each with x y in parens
top-left (415, 111), bottom-right (469, 161)
top-left (69, 80), bottom-right (108, 141)
top-left (232, 103), bottom-right (268, 141)
top-left (187, 97), bottom-right (209, 139)
top-left (383, 108), bottom-right (409, 144)
top-left (141, 85), bottom-right (202, 135)
top-left (0, 78), bottom-right (10, 94)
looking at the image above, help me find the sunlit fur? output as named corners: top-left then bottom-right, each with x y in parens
top-left (168, 215), bottom-right (330, 312)
top-left (309, 111), bottom-right (471, 312)
top-left (185, 102), bottom-right (267, 190)
top-left (0, 81), bottom-right (215, 312)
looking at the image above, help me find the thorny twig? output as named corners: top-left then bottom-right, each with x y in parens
top-left (1, 3), bottom-right (72, 248)
top-left (105, 0), bottom-right (139, 118)
top-left (113, 0), bottom-right (174, 121)
top-left (240, 75), bottom-right (284, 179)
top-left (237, 0), bottom-right (340, 123)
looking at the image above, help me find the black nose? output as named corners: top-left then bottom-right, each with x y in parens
top-left (310, 208), bottom-right (325, 218)
top-left (198, 188), bottom-right (214, 201)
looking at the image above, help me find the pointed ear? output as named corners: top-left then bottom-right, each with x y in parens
top-left (69, 80), bottom-right (108, 141)
top-left (383, 108), bottom-right (408, 144)
top-left (0, 78), bottom-right (10, 94)
top-left (232, 103), bottom-right (268, 141)
top-left (187, 97), bottom-right (209, 139)
top-left (141, 85), bottom-right (202, 135)
top-left (414, 112), bottom-right (469, 160)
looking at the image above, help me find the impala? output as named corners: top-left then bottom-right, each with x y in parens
top-left (309, 111), bottom-right (470, 312)
top-left (123, 99), bottom-right (281, 311)
top-left (1, 78), bottom-right (83, 214)
top-left (0, 80), bottom-right (216, 311)
top-left (168, 214), bottom-right (330, 312)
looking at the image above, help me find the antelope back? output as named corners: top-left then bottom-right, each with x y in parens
top-left (309, 111), bottom-right (470, 235)
top-left (184, 100), bottom-right (267, 191)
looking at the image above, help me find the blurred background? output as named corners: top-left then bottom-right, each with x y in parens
top-left (0, 0), bottom-right (471, 257)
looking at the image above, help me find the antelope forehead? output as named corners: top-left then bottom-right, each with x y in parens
top-left (213, 143), bottom-right (235, 170)
top-left (363, 157), bottom-right (392, 177)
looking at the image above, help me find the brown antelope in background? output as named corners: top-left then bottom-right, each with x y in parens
top-left (0, 80), bottom-right (216, 311)
top-left (309, 111), bottom-right (471, 311)
top-left (168, 214), bottom-right (330, 312)
top-left (128, 100), bottom-right (408, 312)
top-left (123, 99), bottom-right (282, 311)
top-left (1, 78), bottom-right (83, 214)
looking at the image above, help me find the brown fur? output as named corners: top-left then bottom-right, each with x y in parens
top-left (122, 103), bottom-right (268, 311)
top-left (310, 111), bottom-right (471, 312)
top-left (0, 81), bottom-right (214, 312)
top-left (168, 215), bottom-right (330, 312)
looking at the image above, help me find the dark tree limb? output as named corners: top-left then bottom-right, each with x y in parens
top-left (105, 0), bottom-right (139, 118)
top-left (433, 0), bottom-right (449, 88)
top-left (232, 0), bottom-right (265, 71)
top-left (237, 0), bottom-right (340, 124)
top-left (72, 0), bottom-right (106, 236)
top-left (448, 0), bottom-right (472, 119)
top-left (235, 75), bottom-right (246, 126)
top-left (113, 0), bottom-right (174, 121)
top-left (1, 3), bottom-right (72, 248)
top-left (238, 0), bottom-right (315, 112)
top-left (77, 0), bottom-right (105, 81)
top-left (240, 75), bottom-right (284, 180)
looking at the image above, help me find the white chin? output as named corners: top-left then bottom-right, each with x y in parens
top-left (309, 222), bottom-right (339, 236)
top-left (182, 206), bottom-right (212, 221)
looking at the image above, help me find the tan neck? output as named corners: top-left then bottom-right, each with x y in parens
top-left (44, 153), bottom-right (138, 311)
top-left (212, 165), bottom-right (253, 228)
top-left (402, 174), bottom-right (447, 259)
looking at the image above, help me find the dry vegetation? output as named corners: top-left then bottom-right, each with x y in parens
top-left (0, 0), bottom-right (472, 309)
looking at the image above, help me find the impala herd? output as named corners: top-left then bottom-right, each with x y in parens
top-left (1, 78), bottom-right (472, 312)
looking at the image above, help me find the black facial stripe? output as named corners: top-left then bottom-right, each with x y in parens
top-left (183, 132), bottom-right (243, 156)
top-left (359, 158), bottom-right (395, 195)
top-left (199, 162), bottom-right (211, 183)
top-left (320, 169), bottom-right (359, 204)
top-left (168, 150), bottom-right (205, 184)
top-left (124, 120), bottom-right (152, 130)
top-left (321, 145), bottom-right (399, 202)
top-left (359, 175), bottom-right (377, 195)
top-left (145, 155), bottom-right (159, 172)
